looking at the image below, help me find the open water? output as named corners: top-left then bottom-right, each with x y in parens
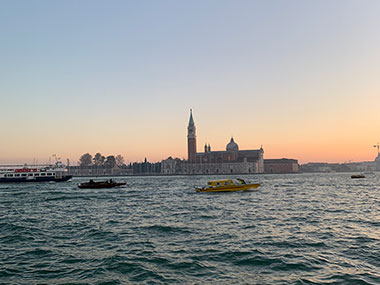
top-left (1, 173), bottom-right (380, 284)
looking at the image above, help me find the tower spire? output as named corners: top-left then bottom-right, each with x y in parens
top-left (189, 109), bottom-right (194, 126)
top-left (187, 109), bottom-right (197, 162)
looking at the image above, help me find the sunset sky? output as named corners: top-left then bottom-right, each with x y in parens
top-left (1, 0), bottom-right (380, 165)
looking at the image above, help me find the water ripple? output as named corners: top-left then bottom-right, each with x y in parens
top-left (1, 173), bottom-right (380, 283)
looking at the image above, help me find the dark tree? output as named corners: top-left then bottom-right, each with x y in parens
top-left (79, 153), bottom-right (93, 166)
top-left (115, 154), bottom-right (125, 166)
top-left (93, 152), bottom-right (105, 166)
top-left (105, 155), bottom-right (116, 168)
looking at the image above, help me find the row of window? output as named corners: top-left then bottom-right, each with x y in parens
top-left (2, 173), bottom-right (54, 178)
top-left (215, 181), bottom-right (231, 186)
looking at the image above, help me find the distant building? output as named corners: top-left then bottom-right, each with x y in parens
top-left (162, 110), bottom-right (301, 175)
top-left (300, 161), bottom-right (376, 173)
top-left (264, 159), bottom-right (299, 173)
top-left (185, 110), bottom-right (264, 173)
top-left (68, 165), bottom-right (132, 176)
top-left (345, 161), bottom-right (376, 172)
top-left (160, 157), bottom-right (183, 175)
top-left (376, 154), bottom-right (380, 171)
top-left (186, 110), bottom-right (264, 174)
top-left (131, 159), bottom-right (162, 174)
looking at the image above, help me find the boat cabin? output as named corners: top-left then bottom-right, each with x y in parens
top-left (207, 180), bottom-right (234, 187)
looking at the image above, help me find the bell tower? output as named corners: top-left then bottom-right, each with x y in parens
top-left (187, 109), bottom-right (197, 162)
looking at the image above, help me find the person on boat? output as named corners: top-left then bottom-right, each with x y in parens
top-left (237, 178), bottom-right (246, 184)
top-left (89, 179), bottom-right (95, 184)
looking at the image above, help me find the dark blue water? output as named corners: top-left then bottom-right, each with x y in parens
top-left (1, 173), bottom-right (380, 284)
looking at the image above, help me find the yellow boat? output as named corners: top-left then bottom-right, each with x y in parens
top-left (195, 179), bottom-right (260, 192)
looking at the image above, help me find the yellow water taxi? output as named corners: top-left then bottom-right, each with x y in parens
top-left (195, 179), bottom-right (260, 192)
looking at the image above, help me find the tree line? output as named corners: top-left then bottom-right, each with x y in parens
top-left (78, 153), bottom-right (125, 168)
top-left (78, 153), bottom-right (162, 173)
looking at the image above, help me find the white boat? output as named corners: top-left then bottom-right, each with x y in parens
top-left (0, 162), bottom-right (72, 183)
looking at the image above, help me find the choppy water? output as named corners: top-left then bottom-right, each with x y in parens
top-left (1, 173), bottom-right (380, 284)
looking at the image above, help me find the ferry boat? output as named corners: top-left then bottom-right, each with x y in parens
top-left (0, 162), bottom-right (72, 183)
top-left (195, 179), bottom-right (260, 192)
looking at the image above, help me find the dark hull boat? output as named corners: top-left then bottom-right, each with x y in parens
top-left (78, 180), bottom-right (126, 189)
top-left (351, 174), bottom-right (365, 179)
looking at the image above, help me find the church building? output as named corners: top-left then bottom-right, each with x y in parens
top-left (161, 110), bottom-right (265, 174)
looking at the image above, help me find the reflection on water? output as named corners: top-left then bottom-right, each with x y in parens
top-left (1, 173), bottom-right (380, 283)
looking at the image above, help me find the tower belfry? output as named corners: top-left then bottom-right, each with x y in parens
top-left (187, 109), bottom-right (197, 162)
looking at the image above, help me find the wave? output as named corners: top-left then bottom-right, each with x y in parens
top-left (141, 224), bottom-right (192, 234)
top-left (2, 173), bottom-right (380, 283)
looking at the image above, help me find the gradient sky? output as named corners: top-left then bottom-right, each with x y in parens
top-left (1, 0), bottom-right (380, 165)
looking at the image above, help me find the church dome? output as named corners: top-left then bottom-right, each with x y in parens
top-left (226, 137), bottom-right (239, 151)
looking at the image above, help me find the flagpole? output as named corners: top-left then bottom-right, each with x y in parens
top-left (374, 143), bottom-right (380, 155)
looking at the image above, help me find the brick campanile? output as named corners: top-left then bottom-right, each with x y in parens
top-left (187, 109), bottom-right (197, 162)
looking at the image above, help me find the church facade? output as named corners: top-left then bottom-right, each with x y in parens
top-left (161, 110), bottom-right (265, 174)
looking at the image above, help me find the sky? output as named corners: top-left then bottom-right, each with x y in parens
top-left (1, 0), bottom-right (380, 165)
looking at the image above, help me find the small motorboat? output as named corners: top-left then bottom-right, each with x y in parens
top-left (351, 174), bottom-right (365, 179)
top-left (195, 179), bottom-right (260, 192)
top-left (78, 179), bottom-right (126, 189)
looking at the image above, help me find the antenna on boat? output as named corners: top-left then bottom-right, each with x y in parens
top-left (374, 143), bottom-right (380, 155)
